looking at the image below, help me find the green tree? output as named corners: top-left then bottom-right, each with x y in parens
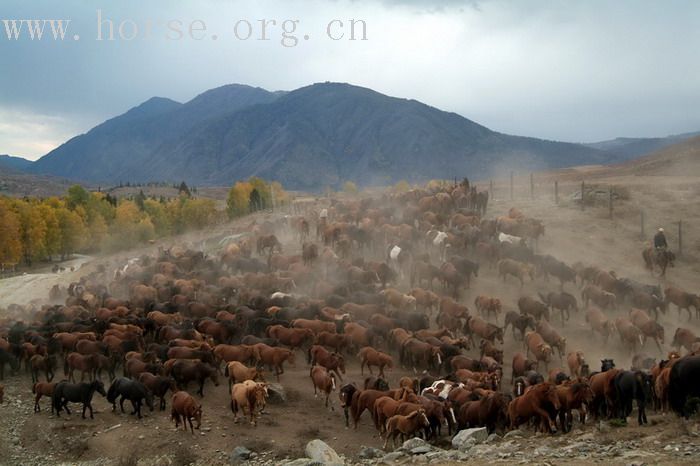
top-left (66, 184), bottom-right (90, 210)
top-left (56, 207), bottom-right (86, 259)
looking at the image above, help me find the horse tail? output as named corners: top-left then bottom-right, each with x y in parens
top-left (307, 346), bottom-right (312, 365)
top-left (224, 364), bottom-right (229, 378)
top-left (32, 383), bottom-right (37, 394)
top-left (63, 356), bottom-right (69, 377)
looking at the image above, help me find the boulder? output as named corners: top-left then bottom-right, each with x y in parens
top-left (305, 439), bottom-right (343, 466)
top-left (452, 427), bottom-right (488, 451)
top-left (358, 446), bottom-right (384, 459)
top-left (400, 437), bottom-right (433, 453)
top-left (230, 446), bottom-right (252, 465)
top-left (267, 383), bottom-right (287, 404)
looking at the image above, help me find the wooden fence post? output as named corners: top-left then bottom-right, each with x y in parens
top-left (510, 172), bottom-right (514, 201)
top-left (554, 180), bottom-right (559, 205)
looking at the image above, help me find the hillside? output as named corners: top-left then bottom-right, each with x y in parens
top-left (584, 131), bottom-right (700, 161)
top-left (0, 154), bottom-right (32, 172)
top-left (29, 85), bottom-right (280, 183)
top-left (613, 134), bottom-right (700, 175)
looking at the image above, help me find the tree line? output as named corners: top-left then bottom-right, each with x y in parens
top-left (0, 185), bottom-right (223, 269)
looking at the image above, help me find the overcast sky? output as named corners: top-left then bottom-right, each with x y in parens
top-left (2, 0), bottom-right (700, 160)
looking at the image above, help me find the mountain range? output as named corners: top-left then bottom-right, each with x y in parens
top-left (7, 82), bottom-right (699, 190)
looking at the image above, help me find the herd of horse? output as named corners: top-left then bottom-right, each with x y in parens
top-left (0, 180), bottom-right (700, 456)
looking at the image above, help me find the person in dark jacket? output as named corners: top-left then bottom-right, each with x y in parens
top-left (654, 228), bottom-right (668, 250)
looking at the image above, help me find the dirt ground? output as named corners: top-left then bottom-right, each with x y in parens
top-left (1, 172), bottom-right (700, 465)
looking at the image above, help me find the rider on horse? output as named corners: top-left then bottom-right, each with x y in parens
top-left (654, 227), bottom-right (668, 251)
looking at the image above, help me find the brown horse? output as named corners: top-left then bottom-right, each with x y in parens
top-left (138, 373), bottom-right (177, 410)
top-left (225, 361), bottom-right (265, 390)
top-left (642, 246), bottom-right (675, 276)
top-left (266, 325), bottom-right (313, 350)
top-left (315, 332), bottom-right (352, 354)
top-left (170, 360), bottom-right (219, 397)
top-left (308, 345), bottom-right (346, 380)
top-left (310, 365), bottom-right (337, 408)
top-left (383, 409), bottom-right (430, 450)
top-left (556, 380), bottom-right (594, 432)
top-left (457, 391), bottom-right (510, 434)
top-left (213, 344), bottom-right (260, 368)
top-left (64, 352), bottom-right (98, 382)
top-left (257, 234), bottom-right (282, 256)
top-left (231, 380), bottom-right (268, 425)
top-left (511, 352), bottom-right (538, 383)
top-left (254, 344), bottom-right (296, 380)
top-left (524, 332), bottom-right (553, 370)
top-left (358, 347), bottom-right (393, 378)
top-left (30, 354), bottom-right (55, 383)
top-left (171, 391), bottom-right (202, 433)
top-left (508, 382), bottom-right (561, 433)
top-left (33, 381), bottom-right (56, 413)
top-left (664, 286), bottom-right (700, 321)
top-left (566, 351), bottom-right (586, 378)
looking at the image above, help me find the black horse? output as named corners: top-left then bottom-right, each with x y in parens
top-left (52, 380), bottom-right (107, 419)
top-left (107, 378), bottom-right (154, 419)
top-left (613, 370), bottom-right (653, 425)
top-left (0, 348), bottom-right (20, 380)
top-left (668, 355), bottom-right (700, 418)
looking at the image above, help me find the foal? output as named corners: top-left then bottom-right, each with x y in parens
top-left (383, 409), bottom-right (430, 450)
top-left (310, 365), bottom-right (336, 409)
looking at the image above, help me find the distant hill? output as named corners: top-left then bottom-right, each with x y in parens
top-left (584, 131), bottom-right (700, 162)
top-left (29, 85), bottom-right (280, 183)
top-left (612, 135), bottom-right (700, 176)
top-left (0, 154), bottom-right (32, 173)
top-left (27, 81), bottom-right (694, 190)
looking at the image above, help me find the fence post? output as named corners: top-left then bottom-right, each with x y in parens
top-left (581, 181), bottom-right (585, 211)
top-left (640, 210), bottom-right (645, 240)
top-left (608, 186), bottom-right (613, 220)
top-left (510, 172), bottom-right (514, 201)
top-left (489, 179), bottom-right (494, 199)
top-left (554, 180), bottom-right (559, 205)
top-left (678, 220), bottom-right (683, 257)
top-left (530, 173), bottom-right (534, 200)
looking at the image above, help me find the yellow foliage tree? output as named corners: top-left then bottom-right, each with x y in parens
top-left (343, 181), bottom-right (359, 194)
top-left (227, 181), bottom-right (253, 218)
top-left (0, 199), bottom-right (22, 267)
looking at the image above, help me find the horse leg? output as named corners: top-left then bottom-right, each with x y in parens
top-left (120, 396), bottom-right (126, 413)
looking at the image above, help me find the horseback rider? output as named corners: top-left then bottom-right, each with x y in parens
top-left (653, 227), bottom-right (668, 251)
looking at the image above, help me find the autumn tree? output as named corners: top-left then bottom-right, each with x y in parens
top-left (12, 200), bottom-right (47, 266)
top-left (343, 181), bottom-right (358, 194)
top-left (0, 199), bottom-right (22, 268)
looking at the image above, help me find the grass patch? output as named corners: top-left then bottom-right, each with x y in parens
top-left (608, 418), bottom-right (628, 428)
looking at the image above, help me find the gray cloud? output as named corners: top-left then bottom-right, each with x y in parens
top-left (2, 0), bottom-right (699, 159)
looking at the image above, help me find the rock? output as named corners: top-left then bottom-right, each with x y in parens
top-left (400, 437), bottom-right (433, 452)
top-left (452, 427), bottom-right (488, 450)
top-left (504, 430), bottom-right (523, 439)
top-left (486, 433), bottom-right (501, 443)
top-left (380, 451), bottom-right (406, 464)
top-left (267, 383), bottom-right (287, 404)
top-left (597, 421), bottom-right (611, 433)
top-left (230, 446), bottom-right (252, 464)
top-left (282, 459), bottom-right (317, 466)
top-left (358, 446), bottom-right (383, 459)
top-left (305, 439), bottom-right (343, 466)
top-left (411, 446), bottom-right (432, 455)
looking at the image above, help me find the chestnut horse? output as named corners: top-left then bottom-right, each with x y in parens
top-left (508, 382), bottom-right (561, 433)
top-left (171, 391), bottom-right (202, 433)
